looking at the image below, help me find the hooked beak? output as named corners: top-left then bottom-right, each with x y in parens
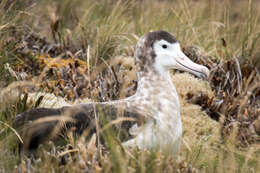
top-left (175, 52), bottom-right (210, 79)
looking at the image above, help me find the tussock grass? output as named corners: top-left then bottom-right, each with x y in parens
top-left (0, 0), bottom-right (260, 172)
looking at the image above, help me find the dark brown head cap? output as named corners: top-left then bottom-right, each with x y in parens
top-left (134, 30), bottom-right (178, 76)
top-left (144, 30), bottom-right (178, 47)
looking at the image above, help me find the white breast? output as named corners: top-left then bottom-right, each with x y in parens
top-left (123, 115), bottom-right (182, 155)
top-left (123, 74), bottom-right (182, 155)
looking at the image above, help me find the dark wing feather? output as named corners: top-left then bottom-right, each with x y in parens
top-left (13, 103), bottom-right (141, 150)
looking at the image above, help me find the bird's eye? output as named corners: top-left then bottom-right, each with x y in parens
top-left (162, 44), bottom-right (167, 49)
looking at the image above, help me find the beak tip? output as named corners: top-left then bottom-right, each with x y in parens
top-left (202, 67), bottom-right (210, 79)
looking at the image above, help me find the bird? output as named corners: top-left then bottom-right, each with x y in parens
top-left (13, 30), bottom-right (210, 155)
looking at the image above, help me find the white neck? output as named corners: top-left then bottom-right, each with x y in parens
top-left (154, 63), bottom-right (169, 77)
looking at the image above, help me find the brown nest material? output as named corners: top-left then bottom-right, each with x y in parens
top-left (183, 45), bottom-right (260, 146)
top-left (2, 26), bottom-right (137, 101)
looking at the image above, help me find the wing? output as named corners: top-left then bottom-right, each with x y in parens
top-left (13, 103), bottom-right (143, 150)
